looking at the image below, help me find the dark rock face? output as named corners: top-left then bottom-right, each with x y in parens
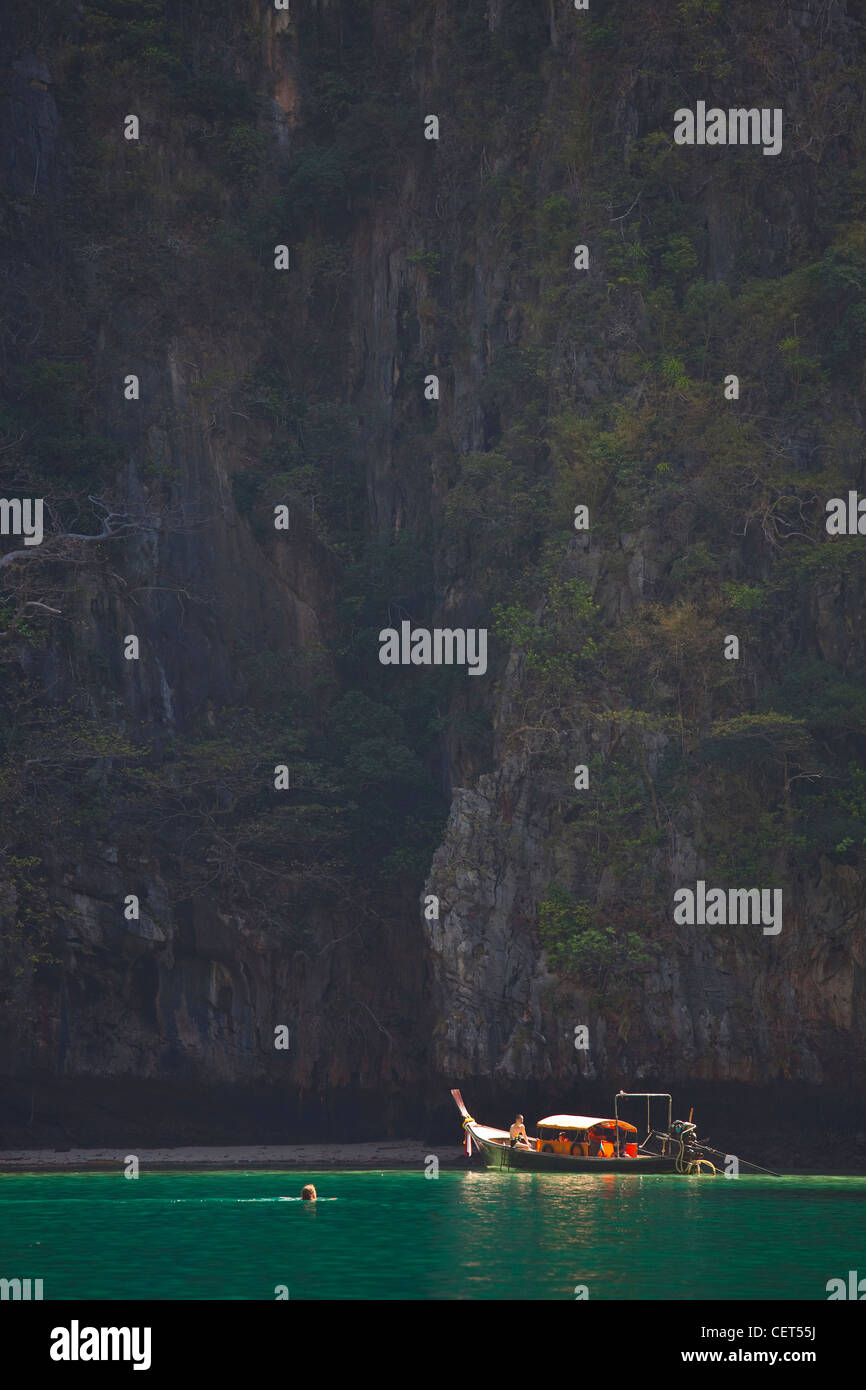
top-left (0, 1), bottom-right (865, 1155)
top-left (3, 53), bottom-right (61, 199)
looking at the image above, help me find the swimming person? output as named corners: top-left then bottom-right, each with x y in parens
top-left (509, 1115), bottom-right (529, 1148)
top-left (301, 1184), bottom-right (317, 1201)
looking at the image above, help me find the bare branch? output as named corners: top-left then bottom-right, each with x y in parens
top-left (0, 495), bottom-right (154, 569)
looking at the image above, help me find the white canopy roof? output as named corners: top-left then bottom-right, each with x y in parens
top-left (537, 1114), bottom-right (633, 1130)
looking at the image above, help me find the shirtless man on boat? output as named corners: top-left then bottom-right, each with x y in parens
top-left (509, 1115), bottom-right (530, 1148)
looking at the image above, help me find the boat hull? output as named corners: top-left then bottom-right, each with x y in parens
top-left (470, 1129), bottom-right (680, 1174)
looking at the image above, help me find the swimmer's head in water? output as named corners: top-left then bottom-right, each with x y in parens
top-left (301, 1184), bottom-right (317, 1201)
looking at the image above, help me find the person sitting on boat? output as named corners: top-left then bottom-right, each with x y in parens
top-left (588, 1129), bottom-right (607, 1157)
top-left (509, 1115), bottom-right (529, 1148)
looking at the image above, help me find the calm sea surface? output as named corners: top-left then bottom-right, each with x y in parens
top-left (0, 1169), bottom-right (863, 1300)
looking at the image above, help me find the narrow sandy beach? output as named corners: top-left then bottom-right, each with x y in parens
top-left (0, 1141), bottom-right (466, 1172)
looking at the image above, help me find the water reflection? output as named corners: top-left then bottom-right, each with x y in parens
top-left (445, 1169), bottom-right (866, 1299)
top-left (0, 1169), bottom-right (863, 1300)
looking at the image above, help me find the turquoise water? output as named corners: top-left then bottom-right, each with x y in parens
top-left (0, 1169), bottom-right (863, 1299)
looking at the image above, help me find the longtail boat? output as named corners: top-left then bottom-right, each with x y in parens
top-left (451, 1088), bottom-right (778, 1176)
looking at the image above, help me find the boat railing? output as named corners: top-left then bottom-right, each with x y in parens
top-left (615, 1091), bottom-right (673, 1143)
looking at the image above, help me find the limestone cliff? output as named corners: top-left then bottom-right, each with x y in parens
top-left (1, 1), bottom-right (865, 1151)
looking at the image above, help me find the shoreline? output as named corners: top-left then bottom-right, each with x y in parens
top-left (0, 1141), bottom-right (466, 1172)
top-left (0, 1142), bottom-right (863, 1175)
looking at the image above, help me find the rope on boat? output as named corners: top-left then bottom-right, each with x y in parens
top-left (674, 1136), bottom-right (716, 1175)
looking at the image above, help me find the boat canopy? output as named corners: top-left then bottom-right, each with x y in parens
top-left (537, 1114), bottom-right (638, 1132)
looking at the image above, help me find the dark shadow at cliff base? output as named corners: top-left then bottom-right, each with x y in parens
top-left (1, 1074), bottom-right (864, 1171)
top-left (0, 1075), bottom-right (430, 1149)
